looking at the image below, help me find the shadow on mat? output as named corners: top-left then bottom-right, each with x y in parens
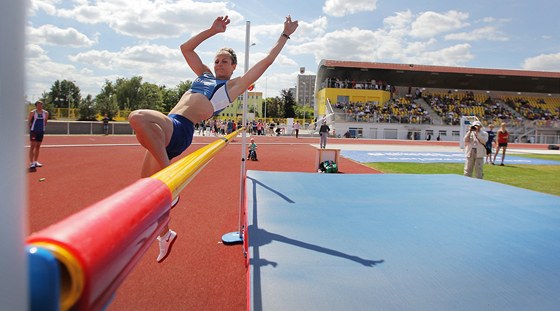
top-left (248, 176), bottom-right (384, 310)
top-left (249, 226), bottom-right (384, 268)
top-left (247, 176), bottom-right (295, 203)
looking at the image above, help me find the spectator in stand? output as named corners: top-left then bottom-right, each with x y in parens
top-left (493, 122), bottom-right (510, 166)
top-left (463, 121), bottom-right (488, 179)
top-left (485, 124), bottom-right (496, 164)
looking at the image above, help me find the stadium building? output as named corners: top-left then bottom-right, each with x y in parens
top-left (314, 60), bottom-right (560, 144)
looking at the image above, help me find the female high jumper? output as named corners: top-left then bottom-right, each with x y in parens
top-left (129, 15), bottom-right (298, 262)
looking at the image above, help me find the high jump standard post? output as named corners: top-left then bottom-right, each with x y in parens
top-left (0, 1), bottom-right (28, 310)
top-left (222, 21), bottom-right (251, 245)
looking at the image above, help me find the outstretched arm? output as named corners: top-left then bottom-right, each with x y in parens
top-left (180, 16), bottom-right (230, 76)
top-left (228, 16), bottom-right (299, 98)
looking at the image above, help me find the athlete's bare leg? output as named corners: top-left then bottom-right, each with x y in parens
top-left (129, 110), bottom-right (174, 238)
top-left (129, 109), bottom-right (173, 172)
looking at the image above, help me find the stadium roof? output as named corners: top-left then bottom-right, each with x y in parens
top-left (317, 60), bottom-right (560, 95)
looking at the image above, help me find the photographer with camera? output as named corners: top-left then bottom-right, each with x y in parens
top-left (463, 120), bottom-right (489, 179)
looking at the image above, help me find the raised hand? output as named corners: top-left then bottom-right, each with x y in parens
top-left (283, 15), bottom-right (299, 36)
top-left (211, 16), bottom-right (230, 33)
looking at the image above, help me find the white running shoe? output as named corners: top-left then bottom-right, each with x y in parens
top-left (34, 161), bottom-right (43, 167)
top-left (156, 230), bottom-right (177, 262)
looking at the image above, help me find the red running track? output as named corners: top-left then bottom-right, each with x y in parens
top-left (27, 134), bottom-right (377, 310)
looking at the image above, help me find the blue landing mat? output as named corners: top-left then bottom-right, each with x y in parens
top-left (341, 150), bottom-right (560, 164)
top-left (246, 171), bottom-right (560, 311)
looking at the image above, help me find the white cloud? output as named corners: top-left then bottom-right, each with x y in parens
top-left (291, 10), bottom-right (474, 67)
top-left (323, 0), bottom-right (377, 17)
top-left (292, 27), bottom-right (380, 63)
top-left (287, 16), bottom-right (328, 42)
top-left (522, 53), bottom-right (560, 71)
top-left (27, 24), bottom-right (97, 47)
top-left (445, 26), bottom-right (508, 41)
top-left (28, 0), bottom-right (58, 16)
top-left (408, 43), bottom-right (474, 66)
top-left (410, 10), bottom-right (469, 38)
top-left (56, 0), bottom-right (243, 39)
top-left (383, 10), bottom-right (413, 33)
top-left (69, 43), bottom-right (187, 86)
top-left (25, 43), bottom-right (87, 97)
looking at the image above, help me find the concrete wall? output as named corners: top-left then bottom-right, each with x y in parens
top-left (45, 121), bottom-right (133, 135)
top-left (333, 121), bottom-right (462, 141)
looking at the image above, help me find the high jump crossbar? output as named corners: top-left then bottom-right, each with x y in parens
top-left (26, 129), bottom-right (242, 311)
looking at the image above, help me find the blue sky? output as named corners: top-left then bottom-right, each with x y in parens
top-left (25, 0), bottom-right (560, 101)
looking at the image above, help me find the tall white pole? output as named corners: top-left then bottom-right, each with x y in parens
top-left (0, 1), bottom-right (29, 310)
top-left (222, 21), bottom-right (250, 244)
top-left (264, 75), bottom-right (267, 120)
top-left (239, 20), bottom-right (250, 234)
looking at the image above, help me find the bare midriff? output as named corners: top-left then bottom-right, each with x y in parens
top-left (169, 92), bottom-right (214, 124)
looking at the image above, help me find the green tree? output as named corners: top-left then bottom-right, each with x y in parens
top-left (48, 80), bottom-right (82, 117)
top-left (294, 104), bottom-right (314, 120)
top-left (137, 82), bottom-right (163, 110)
top-left (282, 89), bottom-right (296, 118)
top-left (115, 76), bottom-right (142, 110)
top-left (265, 96), bottom-right (283, 118)
top-left (160, 86), bottom-right (176, 113)
top-left (78, 94), bottom-right (98, 121)
top-left (161, 80), bottom-right (193, 112)
top-left (95, 80), bottom-right (119, 119)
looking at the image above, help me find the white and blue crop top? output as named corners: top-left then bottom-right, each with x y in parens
top-left (189, 72), bottom-right (232, 116)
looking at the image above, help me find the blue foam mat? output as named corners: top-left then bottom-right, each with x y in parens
top-left (247, 171), bottom-right (560, 311)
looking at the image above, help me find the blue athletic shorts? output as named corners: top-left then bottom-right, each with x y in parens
top-left (166, 114), bottom-right (195, 160)
top-left (30, 131), bottom-right (45, 142)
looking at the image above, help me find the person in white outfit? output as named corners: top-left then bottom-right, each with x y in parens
top-left (463, 121), bottom-right (488, 179)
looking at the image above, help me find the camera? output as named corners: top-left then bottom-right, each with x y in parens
top-left (470, 125), bottom-right (477, 131)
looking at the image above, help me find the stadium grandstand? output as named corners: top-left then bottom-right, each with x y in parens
top-left (314, 60), bottom-right (560, 144)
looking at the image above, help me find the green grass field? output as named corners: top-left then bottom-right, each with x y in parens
top-left (365, 153), bottom-right (560, 196)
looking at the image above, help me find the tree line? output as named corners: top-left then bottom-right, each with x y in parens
top-left (34, 77), bottom-right (312, 121)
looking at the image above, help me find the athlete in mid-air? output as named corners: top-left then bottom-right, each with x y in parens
top-left (128, 15), bottom-right (298, 262)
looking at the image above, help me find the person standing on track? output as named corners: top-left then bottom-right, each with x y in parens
top-left (493, 122), bottom-right (509, 166)
top-left (319, 120), bottom-right (330, 149)
top-left (102, 114), bottom-right (110, 135)
top-left (293, 121), bottom-right (300, 138)
top-left (128, 15), bottom-right (299, 262)
top-left (28, 100), bottom-right (48, 169)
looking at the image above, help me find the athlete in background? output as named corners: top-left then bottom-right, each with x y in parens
top-left (28, 101), bottom-right (48, 169)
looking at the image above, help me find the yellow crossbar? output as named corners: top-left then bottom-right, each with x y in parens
top-left (151, 129), bottom-right (242, 198)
